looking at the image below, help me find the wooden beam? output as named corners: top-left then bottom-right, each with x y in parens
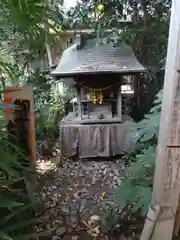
top-left (117, 85), bottom-right (122, 121)
top-left (141, 0), bottom-right (180, 239)
top-left (77, 86), bottom-right (82, 120)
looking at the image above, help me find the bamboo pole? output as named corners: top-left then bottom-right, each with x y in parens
top-left (140, 0), bottom-right (180, 239)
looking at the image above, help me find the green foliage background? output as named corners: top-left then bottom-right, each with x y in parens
top-left (115, 90), bottom-right (162, 215)
top-left (0, 0), bottom-right (65, 239)
top-left (0, 0), bottom-right (171, 238)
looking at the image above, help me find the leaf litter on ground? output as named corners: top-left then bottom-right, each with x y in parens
top-left (36, 157), bottom-right (126, 239)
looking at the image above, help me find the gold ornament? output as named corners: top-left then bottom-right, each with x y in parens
top-left (99, 89), bottom-right (103, 104)
top-left (89, 88), bottom-right (104, 104)
top-left (92, 90), bottom-right (97, 104)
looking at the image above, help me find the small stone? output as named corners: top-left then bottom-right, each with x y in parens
top-left (100, 164), bottom-right (107, 169)
top-left (56, 149), bottom-right (60, 154)
top-left (117, 179), bottom-right (123, 185)
top-left (56, 226), bottom-right (66, 236)
top-left (41, 193), bottom-right (46, 198)
top-left (52, 185), bottom-right (57, 190)
top-left (53, 152), bottom-right (57, 156)
top-left (50, 203), bottom-right (56, 207)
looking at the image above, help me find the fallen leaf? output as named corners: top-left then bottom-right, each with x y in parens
top-left (90, 215), bottom-right (100, 221)
top-left (79, 199), bottom-right (87, 212)
top-left (99, 192), bottom-right (106, 200)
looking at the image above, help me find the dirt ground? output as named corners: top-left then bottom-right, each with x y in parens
top-left (37, 157), bottom-right (126, 240)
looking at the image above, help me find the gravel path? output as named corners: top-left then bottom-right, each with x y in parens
top-left (37, 158), bottom-right (126, 240)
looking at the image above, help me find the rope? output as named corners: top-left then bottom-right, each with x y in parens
top-left (76, 82), bottom-right (120, 91)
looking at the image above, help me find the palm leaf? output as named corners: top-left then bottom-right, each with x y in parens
top-left (0, 195), bottom-right (24, 210)
top-left (0, 0), bottom-right (62, 38)
top-left (0, 0), bottom-right (64, 80)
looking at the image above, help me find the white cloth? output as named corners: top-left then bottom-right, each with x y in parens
top-left (60, 121), bottom-right (135, 158)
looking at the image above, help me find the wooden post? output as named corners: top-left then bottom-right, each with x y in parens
top-left (117, 85), bottom-right (122, 121)
top-left (3, 86), bottom-right (36, 166)
top-left (141, 1), bottom-right (180, 239)
top-left (174, 196), bottom-right (180, 236)
top-left (76, 86), bottom-right (82, 119)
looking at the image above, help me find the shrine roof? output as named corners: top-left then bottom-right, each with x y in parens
top-left (51, 36), bottom-right (146, 77)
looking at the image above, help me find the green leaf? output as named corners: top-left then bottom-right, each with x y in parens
top-left (139, 187), bottom-right (152, 216)
top-left (0, 195), bottom-right (24, 210)
top-left (3, 216), bottom-right (40, 232)
top-left (130, 186), bottom-right (152, 215)
top-left (115, 180), bottom-right (139, 208)
top-left (0, 232), bottom-right (13, 240)
top-left (0, 204), bottom-right (33, 226)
